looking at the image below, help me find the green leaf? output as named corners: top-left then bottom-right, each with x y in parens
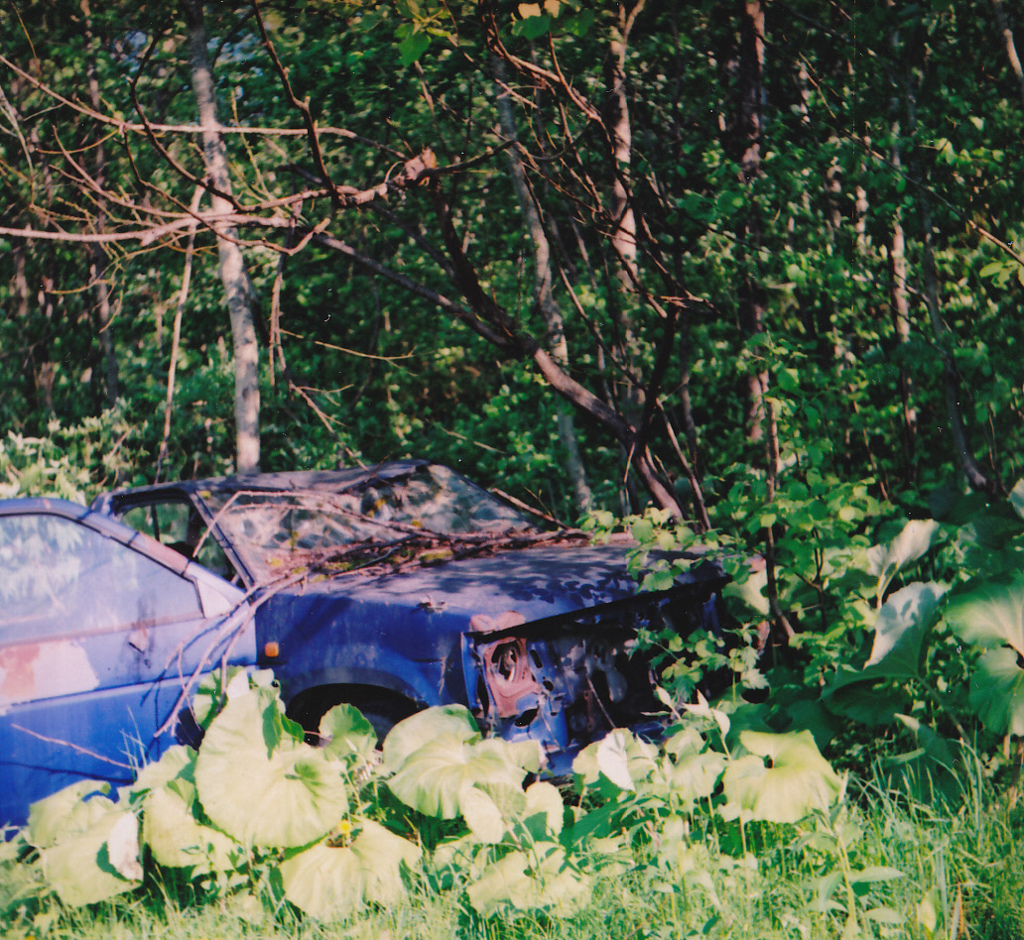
top-left (969, 649), bottom-right (1024, 735)
top-left (667, 750), bottom-right (727, 808)
top-left (38, 805), bottom-right (141, 907)
top-left (944, 573), bottom-right (1024, 655)
top-left (864, 581), bottom-right (948, 676)
top-left (398, 31), bottom-right (430, 66)
top-left (466, 842), bottom-right (591, 916)
top-left (194, 687), bottom-right (349, 848)
top-left (722, 730), bottom-right (841, 823)
top-left (319, 703), bottom-right (378, 762)
top-left (866, 519), bottom-right (940, 602)
top-left (140, 747), bottom-right (239, 872)
top-left (382, 704), bottom-right (480, 772)
top-left (385, 708), bottom-right (539, 819)
top-left (279, 820), bottom-right (420, 916)
top-left (573, 730), bottom-right (657, 793)
top-left (27, 780), bottom-right (112, 849)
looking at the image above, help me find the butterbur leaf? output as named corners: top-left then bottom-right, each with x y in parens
top-left (27, 781), bottom-right (112, 848)
top-left (668, 751), bottom-right (727, 808)
top-left (386, 732), bottom-right (534, 819)
top-left (39, 807), bottom-right (141, 906)
top-left (466, 842), bottom-right (591, 916)
top-left (597, 731), bottom-right (635, 791)
top-left (194, 687), bottom-right (349, 847)
top-left (459, 784), bottom-right (507, 843)
top-left (105, 812), bottom-right (142, 881)
top-left (141, 747), bottom-right (238, 872)
top-left (318, 703), bottom-right (377, 762)
top-left (143, 781), bottom-right (238, 871)
top-left (722, 730), bottom-right (841, 823)
top-left (866, 519), bottom-right (940, 602)
top-left (969, 649), bottom-right (1024, 735)
top-left (573, 730), bottom-right (657, 793)
top-left (865, 582), bottom-right (947, 674)
top-left (523, 781), bottom-right (564, 837)
top-left (279, 820), bottom-right (420, 917)
top-left (382, 704), bottom-right (480, 772)
top-left (944, 573), bottom-right (1024, 655)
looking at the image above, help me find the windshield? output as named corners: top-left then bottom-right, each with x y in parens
top-left (203, 464), bottom-right (537, 581)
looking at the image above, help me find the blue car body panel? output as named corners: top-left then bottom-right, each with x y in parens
top-left (0, 498), bottom-right (252, 828)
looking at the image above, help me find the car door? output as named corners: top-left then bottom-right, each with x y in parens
top-left (0, 499), bottom-right (254, 827)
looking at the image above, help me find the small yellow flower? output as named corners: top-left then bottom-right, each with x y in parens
top-left (336, 819), bottom-right (354, 836)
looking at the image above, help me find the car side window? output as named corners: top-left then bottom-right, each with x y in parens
top-left (118, 501), bottom-right (234, 579)
top-left (0, 513), bottom-right (204, 643)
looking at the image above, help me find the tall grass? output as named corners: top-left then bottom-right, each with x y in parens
top-left (5, 767), bottom-right (1021, 940)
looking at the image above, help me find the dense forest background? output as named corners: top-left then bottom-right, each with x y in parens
top-left (2, 0), bottom-right (1023, 581)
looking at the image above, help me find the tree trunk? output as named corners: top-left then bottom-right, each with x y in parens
top-left (891, 11), bottom-right (1001, 496)
top-left (82, 0), bottom-right (119, 406)
top-left (184, 0), bottom-right (261, 474)
top-left (733, 0), bottom-right (769, 443)
top-left (992, 0), bottom-right (1024, 110)
top-left (493, 57), bottom-right (592, 515)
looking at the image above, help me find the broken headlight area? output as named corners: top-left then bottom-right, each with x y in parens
top-left (461, 586), bottom-right (725, 771)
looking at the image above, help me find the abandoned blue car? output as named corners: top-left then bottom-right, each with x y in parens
top-left (1, 461), bottom-right (728, 827)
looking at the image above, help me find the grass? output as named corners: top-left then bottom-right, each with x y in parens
top-left (4, 734), bottom-right (1023, 940)
top-left (4, 778), bottom-right (1022, 940)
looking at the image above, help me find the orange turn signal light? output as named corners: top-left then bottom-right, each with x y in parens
top-left (264, 641), bottom-right (280, 659)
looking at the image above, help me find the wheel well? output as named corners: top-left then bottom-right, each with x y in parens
top-left (285, 683), bottom-right (420, 735)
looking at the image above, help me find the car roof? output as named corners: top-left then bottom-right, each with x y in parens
top-left (91, 459), bottom-right (432, 509)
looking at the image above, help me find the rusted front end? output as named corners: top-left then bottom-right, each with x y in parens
top-left (462, 582), bottom-right (725, 772)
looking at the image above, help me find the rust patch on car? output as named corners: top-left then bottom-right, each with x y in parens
top-left (469, 611), bottom-right (544, 718)
top-left (0, 640), bottom-right (99, 705)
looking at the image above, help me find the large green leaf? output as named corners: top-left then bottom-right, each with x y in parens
top-left (386, 732), bottom-right (538, 819)
top-left (667, 750), bottom-right (727, 810)
top-left (465, 842), bottom-right (591, 917)
top-left (382, 704), bottom-right (481, 772)
top-left (26, 780), bottom-right (112, 849)
top-left (864, 582), bottom-right (948, 676)
top-left (279, 820), bottom-right (420, 917)
top-left (319, 703), bottom-right (378, 763)
top-left (969, 649), bottom-right (1024, 735)
top-left (37, 804), bottom-right (141, 907)
top-left (866, 520), bottom-right (940, 602)
top-left (572, 729), bottom-right (658, 794)
top-left (140, 747), bottom-right (239, 872)
top-left (944, 573), bottom-right (1024, 655)
top-left (194, 687), bottom-right (349, 848)
top-left (722, 731), bottom-right (841, 824)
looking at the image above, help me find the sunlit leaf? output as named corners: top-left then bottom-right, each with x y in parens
top-left (319, 703), bottom-right (378, 762)
top-left (279, 820), bottom-right (420, 916)
top-left (38, 806), bottom-right (141, 906)
top-left (27, 780), bottom-right (112, 849)
top-left (944, 573), bottom-right (1024, 655)
top-left (722, 731), bottom-right (841, 823)
top-left (864, 582), bottom-right (947, 674)
top-left (667, 750), bottom-right (727, 808)
top-left (194, 687), bottom-right (349, 847)
top-left (382, 704), bottom-right (480, 772)
top-left (866, 520), bottom-right (940, 602)
top-left (386, 732), bottom-right (535, 818)
top-left (466, 842), bottom-right (591, 916)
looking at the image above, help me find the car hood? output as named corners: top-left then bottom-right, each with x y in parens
top-left (273, 542), bottom-right (721, 623)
